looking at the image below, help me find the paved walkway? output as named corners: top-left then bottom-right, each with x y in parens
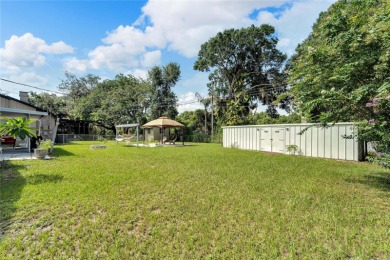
top-left (0, 148), bottom-right (36, 161)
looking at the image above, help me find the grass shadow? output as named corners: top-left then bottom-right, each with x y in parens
top-left (26, 174), bottom-right (63, 185)
top-left (346, 171), bottom-right (390, 192)
top-left (52, 147), bottom-right (75, 157)
top-left (0, 161), bottom-right (27, 241)
top-left (0, 162), bottom-right (64, 241)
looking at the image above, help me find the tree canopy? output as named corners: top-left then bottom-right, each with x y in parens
top-left (28, 64), bottom-right (180, 132)
top-left (75, 74), bottom-right (150, 131)
top-left (194, 24), bottom-right (287, 125)
top-left (288, 0), bottom-right (390, 123)
top-left (148, 63), bottom-right (181, 119)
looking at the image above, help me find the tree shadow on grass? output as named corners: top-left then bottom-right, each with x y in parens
top-left (0, 161), bottom-right (63, 242)
top-left (346, 171), bottom-right (390, 193)
top-left (26, 174), bottom-right (63, 185)
top-left (52, 147), bottom-right (75, 157)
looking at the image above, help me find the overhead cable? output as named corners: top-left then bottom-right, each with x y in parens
top-left (0, 78), bottom-right (64, 95)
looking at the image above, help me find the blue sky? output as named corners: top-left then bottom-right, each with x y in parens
top-left (0, 0), bottom-right (335, 112)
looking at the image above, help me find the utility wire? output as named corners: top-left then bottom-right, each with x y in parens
top-left (0, 78), bottom-right (64, 95)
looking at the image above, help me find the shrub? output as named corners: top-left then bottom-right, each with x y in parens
top-left (360, 93), bottom-right (390, 168)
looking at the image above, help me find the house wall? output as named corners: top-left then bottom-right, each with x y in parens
top-left (0, 95), bottom-right (55, 144)
top-left (223, 123), bottom-right (364, 161)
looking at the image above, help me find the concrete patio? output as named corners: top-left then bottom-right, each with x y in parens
top-left (0, 147), bottom-right (36, 161)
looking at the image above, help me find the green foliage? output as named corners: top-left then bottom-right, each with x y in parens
top-left (28, 92), bottom-right (67, 117)
top-left (58, 72), bottom-right (101, 119)
top-left (0, 117), bottom-right (37, 140)
top-left (191, 131), bottom-right (209, 143)
top-left (38, 139), bottom-right (52, 150)
top-left (194, 24), bottom-right (287, 125)
top-left (75, 74), bottom-right (150, 132)
top-left (288, 0), bottom-right (390, 123)
top-left (366, 152), bottom-right (390, 169)
top-left (195, 92), bottom-right (211, 135)
top-left (177, 110), bottom-right (210, 141)
top-left (59, 71), bottom-right (100, 101)
top-left (248, 112), bottom-right (301, 125)
top-left (225, 93), bottom-right (251, 126)
top-left (148, 63), bottom-right (181, 119)
top-left (286, 145), bottom-right (299, 155)
top-left (359, 91), bottom-right (390, 168)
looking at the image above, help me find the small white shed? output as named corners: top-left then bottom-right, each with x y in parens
top-left (222, 123), bottom-right (364, 161)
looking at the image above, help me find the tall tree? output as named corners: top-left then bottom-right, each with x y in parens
top-left (28, 92), bottom-right (67, 117)
top-left (194, 24), bottom-right (287, 124)
top-left (58, 72), bottom-right (101, 119)
top-left (77, 74), bottom-right (150, 132)
top-left (288, 0), bottom-right (390, 123)
top-left (148, 63), bottom-right (181, 119)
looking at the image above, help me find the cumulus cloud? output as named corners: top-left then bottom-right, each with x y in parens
top-left (64, 26), bottom-right (163, 72)
top-left (125, 69), bottom-right (149, 79)
top-left (141, 50), bottom-right (161, 67)
top-left (64, 0), bottom-right (335, 77)
top-left (141, 0), bottom-right (283, 57)
top-left (64, 0), bottom-right (283, 72)
top-left (256, 0), bottom-right (336, 55)
top-left (0, 33), bottom-right (73, 71)
top-left (177, 92), bottom-right (203, 113)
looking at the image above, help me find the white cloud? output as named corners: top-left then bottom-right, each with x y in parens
top-left (64, 26), bottom-right (163, 72)
top-left (65, 0), bottom-right (335, 79)
top-left (256, 0), bottom-right (336, 55)
top-left (64, 57), bottom-right (89, 72)
top-left (141, 0), bottom-right (283, 57)
top-left (126, 69), bottom-right (148, 79)
top-left (9, 71), bottom-right (48, 86)
top-left (64, 0), bottom-right (284, 72)
top-left (141, 50), bottom-right (161, 67)
top-left (177, 92), bottom-right (203, 113)
top-left (0, 33), bottom-right (73, 71)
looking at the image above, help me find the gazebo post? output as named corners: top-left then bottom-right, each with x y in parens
top-left (182, 128), bottom-right (184, 146)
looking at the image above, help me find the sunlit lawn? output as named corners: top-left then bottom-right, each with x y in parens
top-left (1, 142), bottom-right (389, 258)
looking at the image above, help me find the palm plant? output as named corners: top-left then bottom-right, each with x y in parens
top-left (195, 92), bottom-right (211, 135)
top-left (0, 117), bottom-right (37, 140)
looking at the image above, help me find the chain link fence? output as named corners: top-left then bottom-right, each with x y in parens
top-left (56, 133), bottom-right (223, 144)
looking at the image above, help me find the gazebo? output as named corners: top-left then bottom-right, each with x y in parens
top-left (142, 117), bottom-right (185, 145)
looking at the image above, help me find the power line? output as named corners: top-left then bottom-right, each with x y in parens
top-left (0, 78), bottom-right (64, 95)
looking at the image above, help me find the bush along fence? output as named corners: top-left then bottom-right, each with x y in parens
top-left (360, 94), bottom-right (390, 169)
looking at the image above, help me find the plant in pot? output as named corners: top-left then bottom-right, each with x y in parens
top-left (35, 139), bottom-right (52, 159)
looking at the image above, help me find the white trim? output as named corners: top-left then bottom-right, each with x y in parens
top-left (0, 107), bottom-right (48, 116)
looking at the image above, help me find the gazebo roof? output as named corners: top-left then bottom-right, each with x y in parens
top-left (142, 117), bottom-right (184, 128)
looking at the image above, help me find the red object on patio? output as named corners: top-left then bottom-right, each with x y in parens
top-left (0, 136), bottom-right (16, 148)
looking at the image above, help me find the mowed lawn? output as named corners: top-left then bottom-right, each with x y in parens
top-left (1, 142), bottom-right (389, 258)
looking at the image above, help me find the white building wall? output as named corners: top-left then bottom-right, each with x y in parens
top-left (223, 123), bottom-right (363, 161)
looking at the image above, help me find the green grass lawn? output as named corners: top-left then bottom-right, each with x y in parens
top-left (1, 142), bottom-right (389, 258)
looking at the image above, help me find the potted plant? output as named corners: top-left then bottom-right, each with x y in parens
top-left (34, 139), bottom-right (52, 159)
